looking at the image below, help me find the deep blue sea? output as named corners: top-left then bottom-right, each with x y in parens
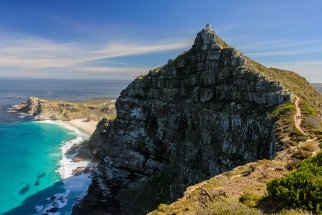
top-left (0, 79), bottom-right (130, 215)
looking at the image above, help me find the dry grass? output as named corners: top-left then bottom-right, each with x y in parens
top-left (149, 141), bottom-right (321, 215)
top-left (300, 141), bottom-right (320, 152)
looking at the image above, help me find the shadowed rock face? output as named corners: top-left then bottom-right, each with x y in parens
top-left (74, 27), bottom-right (291, 215)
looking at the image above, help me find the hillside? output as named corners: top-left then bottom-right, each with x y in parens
top-left (74, 25), bottom-right (322, 215)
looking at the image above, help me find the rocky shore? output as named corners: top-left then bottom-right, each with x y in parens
top-left (9, 96), bottom-right (119, 214)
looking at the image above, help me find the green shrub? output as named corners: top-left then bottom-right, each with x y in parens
top-left (270, 102), bottom-right (295, 120)
top-left (301, 102), bottom-right (319, 116)
top-left (267, 152), bottom-right (322, 214)
top-left (300, 142), bottom-right (317, 152)
top-left (289, 128), bottom-right (308, 142)
top-left (157, 204), bottom-right (168, 212)
top-left (209, 200), bottom-right (262, 215)
top-left (239, 191), bottom-right (263, 207)
top-left (279, 208), bottom-right (314, 215)
top-left (310, 128), bottom-right (322, 137)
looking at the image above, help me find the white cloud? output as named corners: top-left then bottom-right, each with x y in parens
top-left (0, 33), bottom-right (191, 79)
top-left (75, 66), bottom-right (149, 73)
top-left (93, 40), bottom-right (191, 59)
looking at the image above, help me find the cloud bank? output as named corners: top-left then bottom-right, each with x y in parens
top-left (0, 33), bottom-right (191, 79)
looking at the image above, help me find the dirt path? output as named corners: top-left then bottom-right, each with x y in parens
top-left (294, 96), bottom-right (308, 136)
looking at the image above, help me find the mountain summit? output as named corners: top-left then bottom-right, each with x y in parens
top-left (74, 25), bottom-right (322, 215)
top-left (193, 24), bottom-right (229, 50)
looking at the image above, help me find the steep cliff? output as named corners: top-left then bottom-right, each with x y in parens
top-left (75, 26), bottom-right (322, 215)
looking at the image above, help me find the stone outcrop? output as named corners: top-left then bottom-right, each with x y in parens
top-left (74, 26), bottom-right (295, 215)
top-left (12, 96), bottom-right (116, 121)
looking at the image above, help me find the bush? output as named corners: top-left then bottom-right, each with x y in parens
top-left (270, 102), bottom-right (295, 120)
top-left (300, 141), bottom-right (318, 152)
top-left (239, 191), bottom-right (263, 207)
top-left (267, 152), bottom-right (322, 214)
top-left (209, 200), bottom-right (262, 215)
top-left (289, 128), bottom-right (308, 142)
top-left (157, 204), bottom-right (168, 212)
top-left (290, 150), bottom-right (311, 160)
top-left (279, 208), bottom-right (314, 215)
top-left (300, 102), bottom-right (319, 116)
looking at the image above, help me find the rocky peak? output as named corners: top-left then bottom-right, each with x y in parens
top-left (192, 24), bottom-right (229, 51)
top-left (75, 25), bottom-right (300, 215)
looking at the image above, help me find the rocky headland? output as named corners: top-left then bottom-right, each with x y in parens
top-left (12, 96), bottom-right (116, 122)
top-left (71, 25), bottom-right (322, 214)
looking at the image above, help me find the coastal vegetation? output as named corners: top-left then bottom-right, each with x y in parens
top-left (267, 152), bottom-right (322, 214)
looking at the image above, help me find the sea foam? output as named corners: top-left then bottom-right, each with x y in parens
top-left (34, 120), bottom-right (95, 214)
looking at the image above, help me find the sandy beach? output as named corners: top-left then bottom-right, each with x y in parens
top-left (66, 119), bottom-right (98, 136)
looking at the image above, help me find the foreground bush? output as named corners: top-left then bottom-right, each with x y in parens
top-left (267, 152), bottom-right (322, 214)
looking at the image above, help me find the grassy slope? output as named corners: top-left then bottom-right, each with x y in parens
top-left (247, 59), bottom-right (322, 143)
top-left (148, 61), bottom-right (322, 214)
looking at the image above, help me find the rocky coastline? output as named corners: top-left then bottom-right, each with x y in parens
top-left (11, 26), bottom-right (322, 215)
top-left (11, 96), bottom-right (118, 173)
top-left (10, 96), bottom-right (118, 214)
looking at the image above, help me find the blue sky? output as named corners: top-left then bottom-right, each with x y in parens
top-left (0, 0), bottom-right (321, 82)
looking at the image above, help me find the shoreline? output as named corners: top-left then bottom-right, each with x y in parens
top-left (34, 119), bottom-right (97, 214)
top-left (65, 118), bottom-right (98, 136)
top-left (37, 118), bottom-right (97, 178)
top-left (8, 99), bottom-right (101, 213)
top-left (35, 118), bottom-right (98, 137)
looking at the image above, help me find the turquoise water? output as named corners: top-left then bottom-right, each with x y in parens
top-left (0, 121), bottom-right (76, 214)
top-left (0, 79), bottom-right (130, 214)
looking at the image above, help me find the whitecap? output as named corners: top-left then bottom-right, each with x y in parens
top-left (35, 191), bottom-right (69, 215)
top-left (57, 136), bottom-right (86, 179)
top-left (34, 120), bottom-right (96, 214)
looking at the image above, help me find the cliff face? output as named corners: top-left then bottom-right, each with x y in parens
top-left (12, 96), bottom-right (116, 121)
top-left (75, 27), bottom-right (296, 214)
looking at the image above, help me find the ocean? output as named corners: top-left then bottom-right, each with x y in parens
top-left (312, 83), bottom-right (322, 94)
top-left (0, 79), bottom-right (130, 215)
